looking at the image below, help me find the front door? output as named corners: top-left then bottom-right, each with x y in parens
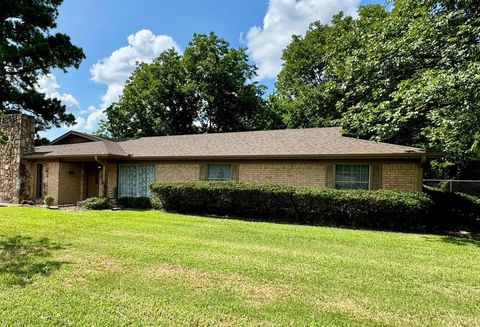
top-left (85, 165), bottom-right (100, 198)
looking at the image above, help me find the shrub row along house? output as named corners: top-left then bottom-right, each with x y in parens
top-left (0, 114), bottom-right (435, 205)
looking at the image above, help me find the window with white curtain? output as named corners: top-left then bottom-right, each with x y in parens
top-left (118, 164), bottom-right (155, 197)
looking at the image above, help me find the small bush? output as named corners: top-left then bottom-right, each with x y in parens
top-left (117, 197), bottom-right (152, 209)
top-left (151, 182), bottom-right (432, 231)
top-left (424, 186), bottom-right (480, 230)
top-left (80, 197), bottom-right (111, 210)
top-left (150, 194), bottom-right (163, 210)
top-left (21, 200), bottom-right (35, 206)
top-left (44, 195), bottom-right (55, 208)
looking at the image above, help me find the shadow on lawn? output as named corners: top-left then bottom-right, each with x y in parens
top-left (439, 236), bottom-right (480, 247)
top-left (0, 235), bottom-right (68, 286)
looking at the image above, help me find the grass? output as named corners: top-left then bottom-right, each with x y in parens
top-left (0, 207), bottom-right (479, 326)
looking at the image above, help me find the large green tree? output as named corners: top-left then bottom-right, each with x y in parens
top-left (275, 0), bottom-right (480, 176)
top-left (101, 33), bottom-right (277, 138)
top-left (0, 0), bottom-right (85, 134)
top-left (100, 49), bottom-right (196, 138)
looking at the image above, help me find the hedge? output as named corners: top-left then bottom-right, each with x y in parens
top-left (80, 197), bottom-right (111, 210)
top-left (117, 197), bottom-right (152, 209)
top-left (424, 186), bottom-right (480, 230)
top-left (150, 182), bottom-right (433, 231)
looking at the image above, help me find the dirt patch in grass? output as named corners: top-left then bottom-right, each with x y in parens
top-left (149, 263), bottom-right (294, 306)
top-left (59, 252), bottom-right (124, 287)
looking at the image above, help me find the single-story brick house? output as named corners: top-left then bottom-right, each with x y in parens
top-left (0, 114), bottom-right (435, 205)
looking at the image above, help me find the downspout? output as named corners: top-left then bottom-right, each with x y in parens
top-left (420, 155), bottom-right (427, 168)
top-left (419, 155), bottom-right (427, 191)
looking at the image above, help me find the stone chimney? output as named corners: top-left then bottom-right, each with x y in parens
top-left (0, 114), bottom-right (35, 203)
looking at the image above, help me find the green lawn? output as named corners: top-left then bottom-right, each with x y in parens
top-left (0, 207), bottom-right (479, 326)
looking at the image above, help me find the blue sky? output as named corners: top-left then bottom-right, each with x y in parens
top-left (40, 0), bottom-right (383, 140)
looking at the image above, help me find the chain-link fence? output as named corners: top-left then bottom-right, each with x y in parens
top-left (423, 179), bottom-right (480, 197)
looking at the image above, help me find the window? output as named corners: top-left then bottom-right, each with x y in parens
top-left (207, 164), bottom-right (232, 181)
top-left (118, 165), bottom-right (155, 198)
top-left (35, 164), bottom-right (43, 198)
top-left (335, 164), bottom-right (370, 190)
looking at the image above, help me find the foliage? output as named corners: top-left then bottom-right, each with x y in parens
top-left (44, 195), bottom-right (54, 208)
top-left (101, 33), bottom-right (276, 138)
top-left (151, 182), bottom-right (432, 231)
top-left (0, 0), bottom-right (85, 132)
top-left (99, 49), bottom-right (196, 137)
top-left (424, 186), bottom-right (480, 230)
top-left (80, 197), bottom-right (110, 210)
top-left (117, 197), bottom-right (152, 209)
top-left (20, 199), bottom-right (35, 206)
top-left (0, 128), bottom-right (7, 146)
top-left (275, 0), bottom-right (480, 176)
top-left (34, 137), bottom-right (50, 146)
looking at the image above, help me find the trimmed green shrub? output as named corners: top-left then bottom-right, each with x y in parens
top-left (150, 182), bottom-right (432, 231)
top-left (80, 197), bottom-right (111, 210)
top-left (424, 186), bottom-right (480, 230)
top-left (117, 197), bottom-right (152, 209)
top-left (150, 194), bottom-right (162, 210)
top-left (44, 195), bottom-right (55, 208)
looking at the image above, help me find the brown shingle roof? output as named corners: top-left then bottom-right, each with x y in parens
top-left (25, 127), bottom-right (426, 160)
top-left (49, 130), bottom-right (110, 145)
top-left (31, 140), bottom-right (127, 158)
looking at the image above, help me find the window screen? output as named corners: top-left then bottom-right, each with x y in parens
top-left (207, 164), bottom-right (232, 181)
top-left (335, 165), bottom-right (370, 190)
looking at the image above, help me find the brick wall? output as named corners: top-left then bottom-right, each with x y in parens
top-left (239, 162), bottom-right (326, 187)
top-left (45, 161), bottom-right (59, 204)
top-left (150, 160), bottom-right (422, 192)
top-left (381, 162), bottom-right (423, 192)
top-left (105, 163), bottom-right (118, 198)
top-left (58, 163), bottom-right (82, 204)
top-left (46, 159), bottom-right (422, 204)
top-left (155, 163), bottom-right (200, 182)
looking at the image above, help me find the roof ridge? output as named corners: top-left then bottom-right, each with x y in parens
top-left (116, 127), bottom-right (343, 142)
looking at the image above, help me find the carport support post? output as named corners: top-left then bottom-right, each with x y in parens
top-left (79, 163), bottom-right (85, 201)
top-left (95, 156), bottom-right (108, 198)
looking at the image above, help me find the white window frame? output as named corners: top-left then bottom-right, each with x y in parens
top-left (206, 164), bottom-right (233, 181)
top-left (334, 164), bottom-right (371, 190)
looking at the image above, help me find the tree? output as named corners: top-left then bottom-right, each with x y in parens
top-left (0, 0), bottom-right (85, 133)
top-left (34, 136), bottom-right (50, 146)
top-left (101, 32), bottom-right (276, 138)
top-left (183, 33), bottom-right (269, 133)
top-left (275, 0), bottom-right (480, 176)
top-left (101, 49), bottom-right (196, 138)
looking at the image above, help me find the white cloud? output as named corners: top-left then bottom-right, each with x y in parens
top-left (91, 29), bottom-right (180, 108)
top-left (73, 106), bottom-right (106, 131)
top-left (65, 29), bottom-right (180, 132)
top-left (246, 0), bottom-right (360, 80)
top-left (39, 30), bottom-right (179, 137)
top-left (36, 74), bottom-right (81, 112)
top-left (37, 28), bottom-right (181, 138)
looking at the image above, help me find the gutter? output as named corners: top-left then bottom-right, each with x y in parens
top-left (23, 152), bottom-right (441, 161)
